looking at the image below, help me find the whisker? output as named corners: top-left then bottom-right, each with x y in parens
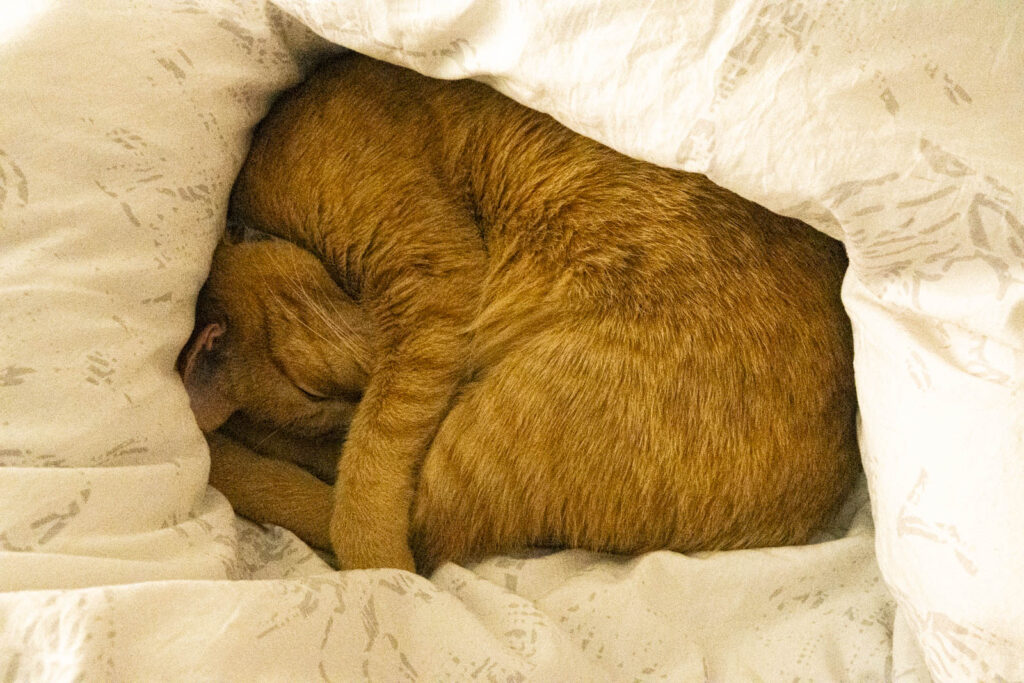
top-left (262, 247), bottom-right (342, 349)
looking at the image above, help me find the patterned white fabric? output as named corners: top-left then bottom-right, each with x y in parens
top-left (1, 1), bottom-right (1021, 679)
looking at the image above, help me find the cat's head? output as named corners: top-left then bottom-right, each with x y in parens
top-left (178, 238), bottom-right (373, 438)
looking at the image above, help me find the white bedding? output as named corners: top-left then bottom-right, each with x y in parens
top-left (1, 1), bottom-right (1021, 680)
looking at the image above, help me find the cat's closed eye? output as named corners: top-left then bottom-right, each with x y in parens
top-left (280, 360), bottom-right (364, 405)
top-left (292, 383), bottom-right (361, 405)
top-left (294, 383), bottom-right (330, 402)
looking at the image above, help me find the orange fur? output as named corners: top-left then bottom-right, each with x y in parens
top-left (183, 54), bottom-right (859, 574)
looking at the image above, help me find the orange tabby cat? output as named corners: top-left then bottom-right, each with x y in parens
top-left (180, 53), bottom-right (858, 574)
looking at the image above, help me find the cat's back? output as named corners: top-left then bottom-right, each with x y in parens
top-left (312, 56), bottom-right (847, 331)
top-left (232, 55), bottom-right (452, 241)
top-left (233, 54), bottom-right (858, 560)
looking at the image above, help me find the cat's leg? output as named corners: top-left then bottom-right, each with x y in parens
top-left (409, 383), bottom-right (530, 574)
top-left (219, 414), bottom-right (342, 484)
top-left (325, 329), bottom-right (467, 572)
top-left (206, 430), bottom-right (333, 550)
top-left (235, 168), bottom-right (485, 571)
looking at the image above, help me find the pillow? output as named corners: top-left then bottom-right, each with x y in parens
top-left (0, 0), bottom-right (332, 587)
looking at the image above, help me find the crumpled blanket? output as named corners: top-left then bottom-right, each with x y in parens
top-left (1, 1), bottom-right (1021, 680)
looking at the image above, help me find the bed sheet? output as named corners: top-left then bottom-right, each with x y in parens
top-left (2, 1), bottom-right (1022, 680)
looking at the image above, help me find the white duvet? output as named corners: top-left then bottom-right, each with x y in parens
top-left (1, 1), bottom-right (1021, 680)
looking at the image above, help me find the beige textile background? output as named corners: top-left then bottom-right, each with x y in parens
top-left (1, 1), bottom-right (1021, 680)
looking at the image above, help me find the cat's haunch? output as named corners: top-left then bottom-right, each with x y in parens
top-left (181, 53), bottom-right (859, 574)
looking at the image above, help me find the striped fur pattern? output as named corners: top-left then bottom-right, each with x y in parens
top-left (184, 54), bottom-right (858, 573)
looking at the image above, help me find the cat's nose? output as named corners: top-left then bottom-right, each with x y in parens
top-left (195, 407), bottom-right (233, 433)
top-left (185, 383), bottom-right (238, 433)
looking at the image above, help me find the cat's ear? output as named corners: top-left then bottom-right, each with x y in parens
top-left (180, 322), bottom-right (224, 380)
top-left (179, 322), bottom-right (238, 432)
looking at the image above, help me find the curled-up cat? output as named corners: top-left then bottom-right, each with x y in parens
top-left (179, 53), bottom-right (859, 574)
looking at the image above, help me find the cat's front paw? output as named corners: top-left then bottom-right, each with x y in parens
top-left (329, 500), bottom-right (416, 572)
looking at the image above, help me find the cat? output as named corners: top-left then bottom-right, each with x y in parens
top-left (179, 53), bottom-right (859, 575)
